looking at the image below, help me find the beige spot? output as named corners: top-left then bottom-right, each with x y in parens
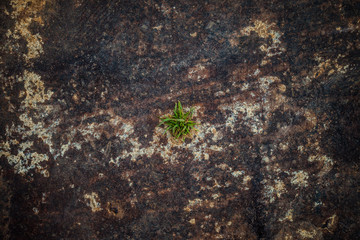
top-left (278, 84), bottom-right (286, 92)
top-left (32, 207), bottom-right (39, 214)
top-left (153, 25), bottom-right (163, 30)
top-left (243, 175), bottom-right (252, 185)
top-left (228, 38), bottom-right (239, 47)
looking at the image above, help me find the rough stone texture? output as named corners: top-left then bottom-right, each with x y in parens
top-left (0, 0), bottom-right (359, 239)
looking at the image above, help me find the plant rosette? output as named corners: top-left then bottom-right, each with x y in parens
top-left (158, 101), bottom-right (198, 141)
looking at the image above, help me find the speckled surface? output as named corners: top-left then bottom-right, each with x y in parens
top-left (0, 0), bottom-right (359, 239)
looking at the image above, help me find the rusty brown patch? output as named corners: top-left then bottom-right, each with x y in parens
top-left (106, 200), bottom-right (125, 219)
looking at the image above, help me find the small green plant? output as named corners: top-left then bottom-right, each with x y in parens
top-left (159, 101), bottom-right (198, 140)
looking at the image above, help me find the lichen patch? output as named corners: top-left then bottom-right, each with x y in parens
top-left (0, 0), bottom-right (59, 178)
top-left (7, 0), bottom-right (46, 63)
top-left (0, 141), bottom-right (49, 177)
top-left (1, 99), bottom-right (58, 177)
top-left (187, 64), bottom-right (211, 81)
top-left (19, 71), bottom-right (53, 109)
top-left (291, 171), bottom-right (309, 188)
top-left (308, 155), bottom-right (334, 177)
top-left (219, 100), bottom-right (262, 134)
top-left (8, 0), bottom-right (46, 62)
top-left (84, 192), bottom-right (102, 213)
top-left (241, 20), bottom-right (285, 58)
top-left (110, 106), bottom-right (224, 165)
top-left (297, 228), bottom-right (317, 239)
top-left (279, 209), bottom-right (294, 222)
top-left (263, 179), bottom-right (287, 203)
top-left (312, 54), bottom-right (350, 79)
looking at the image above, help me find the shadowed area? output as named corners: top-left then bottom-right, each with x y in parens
top-left (1, 0), bottom-right (359, 239)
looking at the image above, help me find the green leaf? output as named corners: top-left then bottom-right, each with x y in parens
top-left (177, 131), bottom-right (182, 139)
top-left (178, 101), bottom-right (182, 111)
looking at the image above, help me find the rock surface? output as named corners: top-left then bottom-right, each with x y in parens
top-left (0, 0), bottom-right (359, 239)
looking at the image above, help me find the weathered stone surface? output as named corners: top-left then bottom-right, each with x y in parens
top-left (1, 0), bottom-right (359, 239)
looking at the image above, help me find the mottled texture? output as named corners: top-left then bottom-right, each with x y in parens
top-left (1, 0), bottom-right (359, 239)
